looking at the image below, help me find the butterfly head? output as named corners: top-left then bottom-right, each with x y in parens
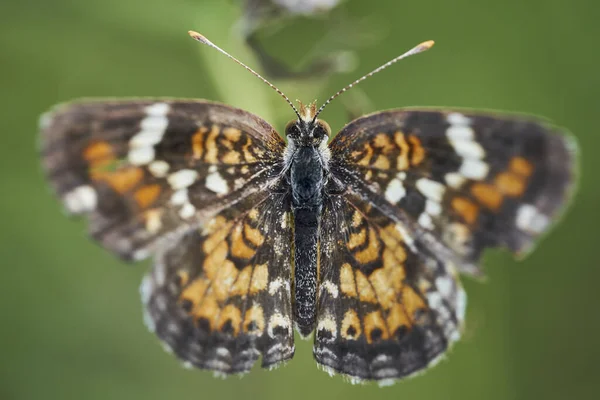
top-left (285, 101), bottom-right (331, 146)
top-left (188, 31), bottom-right (433, 149)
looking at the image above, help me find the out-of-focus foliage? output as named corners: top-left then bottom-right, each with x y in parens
top-left (238, 0), bottom-right (364, 79)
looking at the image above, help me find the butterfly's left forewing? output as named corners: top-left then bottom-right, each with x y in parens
top-left (40, 100), bottom-right (286, 260)
top-left (328, 109), bottom-right (577, 272)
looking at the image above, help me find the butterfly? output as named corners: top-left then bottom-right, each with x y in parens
top-left (39, 31), bottom-right (577, 385)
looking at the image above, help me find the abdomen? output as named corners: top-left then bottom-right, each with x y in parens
top-left (290, 147), bottom-right (324, 336)
top-left (293, 207), bottom-right (320, 336)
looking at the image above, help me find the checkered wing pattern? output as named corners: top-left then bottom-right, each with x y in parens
top-left (40, 100), bottom-right (285, 261)
top-left (141, 191), bottom-right (294, 374)
top-left (314, 109), bottom-right (576, 382)
top-left (314, 192), bottom-right (465, 382)
top-left (40, 98), bottom-right (578, 383)
top-left (329, 109), bottom-right (577, 275)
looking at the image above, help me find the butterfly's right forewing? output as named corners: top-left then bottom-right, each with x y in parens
top-left (40, 99), bottom-right (286, 261)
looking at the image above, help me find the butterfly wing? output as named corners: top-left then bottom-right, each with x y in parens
top-left (314, 109), bottom-right (577, 382)
top-left (141, 190), bottom-right (295, 374)
top-left (328, 109), bottom-right (577, 273)
top-left (41, 100), bottom-right (295, 374)
top-left (40, 99), bottom-right (286, 260)
top-left (314, 193), bottom-right (465, 382)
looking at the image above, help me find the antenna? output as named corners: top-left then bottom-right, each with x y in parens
top-left (188, 31), bottom-right (302, 120)
top-left (313, 40), bottom-right (435, 121)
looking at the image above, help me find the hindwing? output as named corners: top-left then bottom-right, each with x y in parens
top-left (141, 190), bottom-right (295, 373)
top-left (314, 193), bottom-right (465, 382)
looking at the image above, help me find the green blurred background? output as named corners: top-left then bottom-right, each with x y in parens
top-left (1, 0), bottom-right (599, 399)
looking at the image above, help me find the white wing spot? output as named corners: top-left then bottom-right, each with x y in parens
top-left (446, 114), bottom-right (489, 181)
top-left (268, 313), bottom-right (291, 339)
top-left (205, 170), bottom-right (229, 195)
top-left (447, 124), bottom-right (475, 141)
top-left (459, 159), bottom-right (489, 180)
top-left (145, 102), bottom-right (170, 116)
top-left (215, 347), bottom-right (230, 357)
top-left (445, 172), bottom-right (466, 189)
top-left (127, 103), bottom-right (170, 165)
top-left (268, 278), bottom-right (290, 295)
top-left (446, 112), bottom-right (471, 126)
top-left (145, 209), bottom-right (162, 234)
top-left (320, 280), bottom-right (339, 298)
top-left (418, 212), bottom-right (434, 230)
top-left (268, 278), bottom-right (283, 295)
top-left (426, 292), bottom-right (443, 312)
top-left (167, 169), bottom-right (198, 190)
top-left (450, 138), bottom-right (485, 160)
top-left (385, 178), bottom-right (406, 203)
top-left (148, 160), bottom-right (170, 177)
top-left (179, 202), bottom-right (196, 219)
top-left (416, 178), bottom-right (445, 202)
top-left (425, 199), bottom-right (442, 217)
top-left (63, 185), bottom-right (97, 213)
top-left (170, 189), bottom-right (189, 205)
top-left (373, 354), bottom-right (392, 364)
top-left (316, 314), bottom-right (337, 342)
top-left (451, 138), bottom-right (485, 160)
top-left (516, 204), bottom-right (550, 234)
top-left (130, 117), bottom-right (168, 147)
top-left (128, 146), bottom-right (155, 165)
top-left (435, 275), bottom-right (454, 298)
top-left (233, 177), bottom-right (246, 190)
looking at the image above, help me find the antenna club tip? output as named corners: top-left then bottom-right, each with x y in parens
top-left (420, 40), bottom-right (435, 50)
top-left (188, 30), bottom-right (211, 45)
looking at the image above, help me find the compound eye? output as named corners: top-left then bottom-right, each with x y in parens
top-left (316, 120), bottom-right (331, 138)
top-left (285, 120), bottom-right (300, 137)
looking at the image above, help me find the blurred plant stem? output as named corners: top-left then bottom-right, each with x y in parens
top-left (194, 3), bottom-right (275, 124)
top-left (192, 3), bottom-right (347, 131)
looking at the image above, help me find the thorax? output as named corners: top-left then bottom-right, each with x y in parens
top-left (285, 137), bottom-right (330, 209)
